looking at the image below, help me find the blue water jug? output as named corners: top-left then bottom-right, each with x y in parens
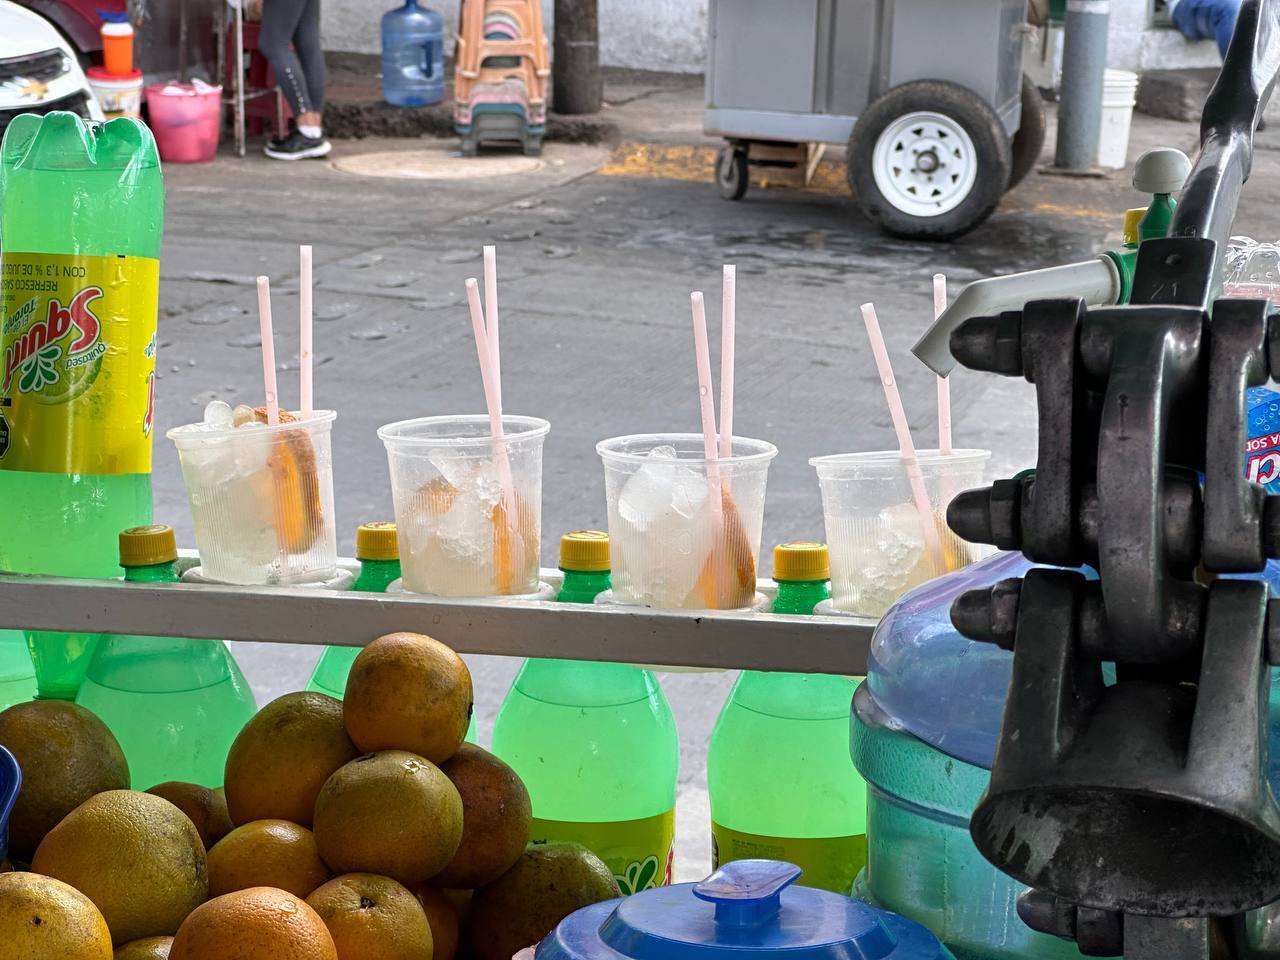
top-left (381, 0), bottom-right (445, 107)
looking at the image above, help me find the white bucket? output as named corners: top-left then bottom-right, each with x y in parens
top-left (1098, 68), bottom-right (1139, 170)
top-left (86, 68), bottom-right (144, 119)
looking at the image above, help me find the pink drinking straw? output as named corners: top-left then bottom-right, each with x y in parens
top-left (465, 278), bottom-right (518, 536)
top-left (256, 276), bottom-right (280, 426)
top-left (934, 274), bottom-right (952, 455)
top-left (691, 292), bottom-right (726, 593)
top-left (483, 245), bottom-right (501, 413)
top-left (719, 265), bottom-right (736, 460)
top-left (860, 302), bottom-right (944, 569)
top-left (300, 245), bottom-right (314, 420)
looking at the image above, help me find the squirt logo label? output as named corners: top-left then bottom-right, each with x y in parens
top-left (2, 286), bottom-right (105, 399)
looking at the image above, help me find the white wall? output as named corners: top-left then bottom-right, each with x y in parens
top-left (323, 0), bottom-right (709, 74)
top-left (1100, 1), bottom-right (1221, 72)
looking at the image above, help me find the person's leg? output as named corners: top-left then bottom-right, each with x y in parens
top-left (292, 0), bottom-right (326, 128)
top-left (1170, 0), bottom-right (1242, 58)
top-left (258, 0), bottom-right (313, 118)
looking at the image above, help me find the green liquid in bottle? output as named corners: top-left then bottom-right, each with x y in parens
top-left (493, 548), bottom-right (679, 894)
top-left (0, 630), bottom-right (36, 711)
top-left (0, 114), bottom-right (164, 699)
top-left (76, 558), bottom-right (256, 789)
top-left (708, 556), bottom-right (867, 894)
top-left (307, 557), bottom-right (400, 698)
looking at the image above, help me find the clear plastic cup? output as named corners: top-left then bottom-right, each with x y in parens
top-left (168, 411), bottom-right (338, 585)
top-left (811, 449), bottom-right (989, 618)
top-left (598, 434), bottom-right (777, 610)
top-left (380, 415), bottom-right (549, 597)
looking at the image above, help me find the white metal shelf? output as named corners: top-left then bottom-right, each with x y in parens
top-left (0, 571), bottom-right (876, 675)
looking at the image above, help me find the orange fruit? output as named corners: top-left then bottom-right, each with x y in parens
top-left (313, 751), bottom-right (463, 886)
top-left (434, 744), bottom-right (531, 888)
top-left (306, 873), bottom-right (433, 960)
top-left (253, 407), bottom-right (324, 553)
top-left (114, 936), bottom-right (174, 959)
top-left (147, 783), bottom-right (235, 850)
top-left (224, 692), bottom-right (359, 828)
top-left (342, 633), bottom-right (473, 763)
top-left (32, 789), bottom-right (208, 946)
top-left (410, 884), bottom-right (461, 960)
top-left (170, 887), bottom-right (337, 960)
top-left (208, 820), bottom-right (332, 899)
top-left (0, 872), bottom-right (113, 960)
top-left (0, 700), bottom-right (130, 861)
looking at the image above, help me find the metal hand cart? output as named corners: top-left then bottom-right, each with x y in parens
top-left (705, 0), bottom-right (1045, 240)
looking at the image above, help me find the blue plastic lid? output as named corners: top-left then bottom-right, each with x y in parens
top-left (98, 9), bottom-right (130, 22)
top-left (533, 860), bottom-right (953, 960)
top-left (0, 745), bottom-right (20, 863)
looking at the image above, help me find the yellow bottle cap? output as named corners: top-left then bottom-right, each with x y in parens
top-left (119, 524), bottom-right (178, 567)
top-left (560, 530), bottom-right (610, 572)
top-left (773, 540), bottom-right (830, 582)
top-left (356, 521), bottom-right (399, 561)
top-left (1123, 206), bottom-right (1148, 247)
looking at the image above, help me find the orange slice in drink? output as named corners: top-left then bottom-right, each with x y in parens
top-left (696, 485), bottom-right (757, 609)
top-left (252, 407), bottom-right (325, 553)
top-left (491, 493), bottom-right (538, 595)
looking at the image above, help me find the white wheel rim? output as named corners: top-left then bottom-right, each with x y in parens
top-left (870, 111), bottom-right (978, 218)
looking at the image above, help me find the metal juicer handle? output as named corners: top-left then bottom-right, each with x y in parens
top-left (1169, 0), bottom-right (1280, 252)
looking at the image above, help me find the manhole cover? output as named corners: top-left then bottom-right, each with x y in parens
top-left (332, 150), bottom-right (543, 180)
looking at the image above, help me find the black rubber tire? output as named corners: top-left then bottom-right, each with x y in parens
top-left (716, 146), bottom-right (749, 201)
top-left (1008, 75), bottom-right (1047, 190)
top-left (848, 80), bottom-right (1012, 241)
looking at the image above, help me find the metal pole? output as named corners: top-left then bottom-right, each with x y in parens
top-left (552, 0), bottom-right (601, 114)
top-left (1054, 0), bottom-right (1110, 171)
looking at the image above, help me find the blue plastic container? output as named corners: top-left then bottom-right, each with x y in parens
top-left (381, 0), bottom-right (445, 107)
top-left (0, 745), bottom-right (20, 864)
top-left (526, 859), bottom-right (952, 960)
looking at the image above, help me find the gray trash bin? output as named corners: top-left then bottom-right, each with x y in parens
top-left (705, 0), bottom-right (1043, 240)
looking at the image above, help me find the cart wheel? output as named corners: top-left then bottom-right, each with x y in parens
top-left (716, 146), bottom-right (749, 200)
top-left (1008, 75), bottom-right (1047, 190)
top-left (848, 80), bottom-right (1011, 241)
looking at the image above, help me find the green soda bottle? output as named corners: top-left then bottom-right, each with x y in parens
top-left (0, 631), bottom-right (35, 710)
top-left (708, 541), bottom-right (867, 894)
top-left (492, 531), bottom-right (679, 894)
top-left (0, 113), bottom-right (164, 699)
top-left (75, 525), bottom-right (256, 789)
top-left (307, 522), bottom-right (401, 697)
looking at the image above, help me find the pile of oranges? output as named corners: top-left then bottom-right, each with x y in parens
top-left (0, 632), bottom-right (620, 960)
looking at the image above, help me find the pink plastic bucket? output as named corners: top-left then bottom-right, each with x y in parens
top-left (145, 81), bottom-right (222, 163)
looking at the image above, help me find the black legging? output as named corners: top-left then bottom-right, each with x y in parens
top-left (258, 0), bottom-right (325, 117)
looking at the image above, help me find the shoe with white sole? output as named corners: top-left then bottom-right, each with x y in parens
top-left (264, 129), bottom-right (332, 160)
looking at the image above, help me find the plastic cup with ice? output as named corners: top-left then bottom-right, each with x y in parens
top-left (168, 400), bottom-right (338, 585)
top-left (811, 449), bottom-right (989, 617)
top-left (599, 434), bottom-right (776, 609)
top-left (381, 415), bottom-right (548, 597)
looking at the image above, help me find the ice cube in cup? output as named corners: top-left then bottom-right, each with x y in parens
top-left (168, 409), bottom-right (338, 585)
top-left (599, 434), bottom-right (776, 609)
top-left (380, 415), bottom-right (549, 597)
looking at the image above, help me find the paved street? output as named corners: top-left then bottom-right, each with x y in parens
top-left (150, 100), bottom-right (1280, 878)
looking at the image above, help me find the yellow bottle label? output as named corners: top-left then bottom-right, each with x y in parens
top-left (530, 809), bottom-right (675, 895)
top-left (711, 822), bottom-right (867, 895)
top-left (0, 252), bottom-right (159, 474)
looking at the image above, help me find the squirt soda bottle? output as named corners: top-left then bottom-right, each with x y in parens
top-left (707, 541), bottom-right (868, 894)
top-left (307, 521), bottom-right (401, 697)
top-left (492, 531), bottom-right (680, 894)
top-left (0, 113), bottom-right (163, 699)
top-left (75, 525), bottom-right (256, 789)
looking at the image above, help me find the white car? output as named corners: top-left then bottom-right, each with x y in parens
top-left (0, 0), bottom-right (103, 137)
